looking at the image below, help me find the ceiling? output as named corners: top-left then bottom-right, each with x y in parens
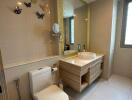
top-left (63, 0), bottom-right (96, 18)
top-left (83, 0), bottom-right (96, 4)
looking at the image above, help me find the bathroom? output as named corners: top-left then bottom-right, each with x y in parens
top-left (0, 0), bottom-right (132, 100)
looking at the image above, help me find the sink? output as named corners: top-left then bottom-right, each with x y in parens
top-left (78, 52), bottom-right (96, 60)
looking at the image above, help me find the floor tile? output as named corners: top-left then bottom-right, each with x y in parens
top-left (129, 88), bottom-right (132, 100)
top-left (84, 93), bottom-right (105, 100)
top-left (108, 75), bottom-right (132, 94)
top-left (94, 83), bottom-right (129, 100)
top-left (65, 74), bottom-right (132, 100)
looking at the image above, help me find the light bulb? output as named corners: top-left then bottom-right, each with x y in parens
top-left (17, 1), bottom-right (22, 6)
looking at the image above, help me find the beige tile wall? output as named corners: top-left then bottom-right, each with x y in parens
top-left (0, 0), bottom-right (62, 100)
top-left (4, 56), bottom-right (61, 100)
top-left (0, 0), bottom-right (58, 69)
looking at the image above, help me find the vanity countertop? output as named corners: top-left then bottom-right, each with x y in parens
top-left (60, 54), bottom-right (104, 67)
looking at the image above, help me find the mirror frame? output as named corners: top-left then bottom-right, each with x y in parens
top-left (56, 0), bottom-right (64, 55)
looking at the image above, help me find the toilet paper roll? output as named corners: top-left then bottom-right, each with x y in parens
top-left (52, 67), bottom-right (58, 72)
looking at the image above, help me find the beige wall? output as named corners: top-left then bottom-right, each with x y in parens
top-left (0, 0), bottom-right (58, 69)
top-left (89, 0), bottom-right (117, 79)
top-left (0, 0), bottom-right (61, 100)
top-left (113, 0), bottom-right (132, 78)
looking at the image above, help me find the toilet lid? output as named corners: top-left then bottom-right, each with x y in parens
top-left (34, 85), bottom-right (69, 100)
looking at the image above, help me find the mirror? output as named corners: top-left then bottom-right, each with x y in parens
top-left (63, 0), bottom-right (90, 52)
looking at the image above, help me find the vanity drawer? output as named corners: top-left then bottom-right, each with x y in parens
top-left (59, 61), bottom-right (81, 76)
top-left (90, 59), bottom-right (102, 68)
top-left (81, 64), bottom-right (90, 75)
top-left (89, 61), bottom-right (102, 84)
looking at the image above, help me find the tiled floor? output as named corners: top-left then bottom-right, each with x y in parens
top-left (64, 75), bottom-right (132, 100)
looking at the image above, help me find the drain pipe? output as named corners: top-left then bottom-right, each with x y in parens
top-left (14, 79), bottom-right (21, 100)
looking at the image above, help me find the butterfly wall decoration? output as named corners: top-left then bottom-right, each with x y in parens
top-left (14, 6), bottom-right (22, 14)
top-left (24, 2), bottom-right (32, 7)
top-left (36, 11), bottom-right (45, 19)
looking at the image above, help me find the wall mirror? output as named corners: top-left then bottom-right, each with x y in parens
top-left (63, 0), bottom-right (91, 54)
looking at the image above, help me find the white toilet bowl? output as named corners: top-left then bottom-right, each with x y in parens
top-left (34, 85), bottom-right (69, 100)
top-left (29, 67), bottom-right (69, 100)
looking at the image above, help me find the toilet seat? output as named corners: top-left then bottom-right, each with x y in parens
top-left (34, 85), bottom-right (69, 100)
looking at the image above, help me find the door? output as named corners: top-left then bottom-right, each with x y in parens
top-left (0, 50), bottom-right (7, 100)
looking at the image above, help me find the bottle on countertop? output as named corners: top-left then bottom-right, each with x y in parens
top-left (83, 44), bottom-right (86, 52)
top-left (77, 44), bottom-right (81, 52)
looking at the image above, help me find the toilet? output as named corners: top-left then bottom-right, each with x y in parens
top-left (29, 67), bottom-right (69, 100)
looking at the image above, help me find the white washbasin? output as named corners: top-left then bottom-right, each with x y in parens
top-left (78, 52), bottom-right (96, 60)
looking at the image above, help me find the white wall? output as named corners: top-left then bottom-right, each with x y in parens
top-left (113, 0), bottom-right (132, 78)
top-left (108, 0), bottom-right (118, 77)
top-left (63, 0), bottom-right (74, 18)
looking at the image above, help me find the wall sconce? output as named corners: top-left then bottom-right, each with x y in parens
top-left (14, 1), bottom-right (22, 14)
top-left (52, 23), bottom-right (61, 38)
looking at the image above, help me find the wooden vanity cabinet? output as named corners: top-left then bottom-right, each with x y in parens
top-left (59, 56), bottom-right (104, 92)
top-left (59, 61), bottom-right (82, 92)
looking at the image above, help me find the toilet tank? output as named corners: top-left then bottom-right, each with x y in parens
top-left (29, 67), bottom-right (52, 95)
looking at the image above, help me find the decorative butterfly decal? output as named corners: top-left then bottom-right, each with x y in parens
top-left (36, 11), bottom-right (45, 19)
top-left (24, 2), bottom-right (31, 7)
top-left (14, 6), bottom-right (22, 14)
